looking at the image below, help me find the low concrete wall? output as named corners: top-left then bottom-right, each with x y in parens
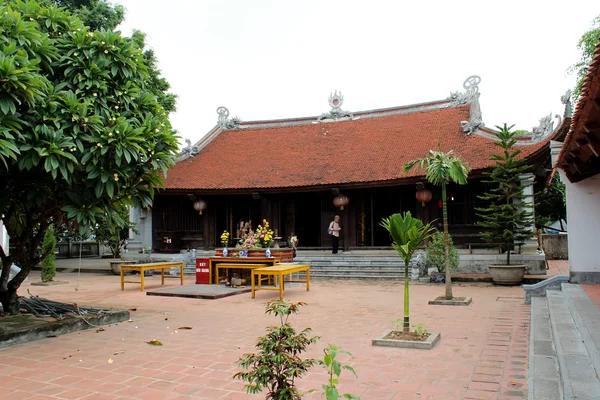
top-left (541, 234), bottom-right (568, 260)
top-left (457, 253), bottom-right (546, 275)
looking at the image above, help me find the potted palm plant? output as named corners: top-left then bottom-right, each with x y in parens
top-left (476, 124), bottom-right (534, 285)
top-left (373, 212), bottom-right (440, 349)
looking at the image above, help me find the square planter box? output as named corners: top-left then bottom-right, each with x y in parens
top-left (372, 329), bottom-right (441, 350)
top-left (428, 296), bottom-right (472, 306)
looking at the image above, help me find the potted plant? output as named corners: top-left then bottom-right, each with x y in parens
top-left (476, 124), bottom-right (534, 285)
top-left (425, 231), bottom-right (459, 283)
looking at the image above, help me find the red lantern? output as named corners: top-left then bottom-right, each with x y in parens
top-left (415, 188), bottom-right (432, 207)
top-left (193, 199), bottom-right (207, 215)
top-left (333, 194), bottom-right (349, 210)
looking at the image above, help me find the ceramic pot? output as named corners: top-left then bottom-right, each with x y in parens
top-left (488, 265), bottom-right (526, 285)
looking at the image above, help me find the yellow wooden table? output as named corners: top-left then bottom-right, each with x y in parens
top-left (251, 264), bottom-right (310, 300)
top-left (215, 263), bottom-right (269, 284)
top-left (120, 262), bottom-right (184, 291)
top-left (208, 257), bottom-right (279, 284)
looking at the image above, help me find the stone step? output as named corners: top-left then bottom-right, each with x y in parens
top-left (545, 286), bottom-right (600, 400)
top-left (309, 274), bottom-right (405, 281)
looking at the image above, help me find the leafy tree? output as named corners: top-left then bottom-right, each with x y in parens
top-left (380, 212), bottom-right (435, 333)
top-left (535, 177), bottom-right (567, 231)
top-left (425, 231), bottom-right (459, 274)
top-left (94, 206), bottom-right (137, 258)
top-left (234, 300), bottom-right (319, 399)
top-left (41, 225), bottom-right (57, 282)
top-left (476, 124), bottom-right (534, 266)
top-left (48, 0), bottom-right (124, 31)
top-left (569, 15), bottom-right (600, 99)
top-left (404, 149), bottom-right (470, 300)
top-left (0, 1), bottom-right (178, 314)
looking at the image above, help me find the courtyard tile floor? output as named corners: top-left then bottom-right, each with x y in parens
top-left (1, 271), bottom-right (532, 400)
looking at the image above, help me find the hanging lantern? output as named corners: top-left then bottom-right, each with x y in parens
top-left (333, 194), bottom-right (350, 210)
top-left (193, 199), bottom-right (207, 215)
top-left (415, 188), bottom-right (432, 207)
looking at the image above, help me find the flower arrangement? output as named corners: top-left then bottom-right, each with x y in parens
top-left (220, 230), bottom-right (230, 248)
top-left (255, 219), bottom-right (274, 248)
top-left (238, 219), bottom-right (275, 249)
top-left (288, 235), bottom-right (298, 248)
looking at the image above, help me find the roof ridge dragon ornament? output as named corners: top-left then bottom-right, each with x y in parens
top-left (317, 90), bottom-right (354, 122)
top-left (217, 106), bottom-right (241, 129)
top-left (448, 75), bottom-right (484, 135)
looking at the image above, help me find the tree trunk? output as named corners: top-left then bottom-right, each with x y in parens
top-left (442, 183), bottom-right (453, 299)
top-left (0, 287), bottom-right (19, 315)
top-left (403, 259), bottom-right (410, 333)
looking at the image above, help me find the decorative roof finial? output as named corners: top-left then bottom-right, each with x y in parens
top-left (317, 90), bottom-right (354, 122)
top-left (217, 106), bottom-right (241, 130)
top-left (532, 113), bottom-right (561, 142)
top-left (448, 75), bottom-right (484, 135)
top-left (561, 89), bottom-right (573, 118)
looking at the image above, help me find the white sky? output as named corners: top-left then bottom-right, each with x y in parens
top-left (116, 0), bottom-right (599, 145)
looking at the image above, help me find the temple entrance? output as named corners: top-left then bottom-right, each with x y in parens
top-left (294, 193), bottom-right (322, 247)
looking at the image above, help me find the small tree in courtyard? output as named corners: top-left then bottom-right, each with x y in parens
top-left (476, 124), bottom-right (534, 265)
top-left (234, 300), bottom-right (319, 399)
top-left (41, 225), bottom-right (57, 282)
top-left (381, 212), bottom-right (435, 333)
top-left (404, 149), bottom-right (470, 300)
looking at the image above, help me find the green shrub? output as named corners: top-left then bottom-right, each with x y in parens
top-left (425, 231), bottom-right (459, 273)
top-left (234, 300), bottom-right (319, 399)
top-left (41, 226), bottom-right (57, 282)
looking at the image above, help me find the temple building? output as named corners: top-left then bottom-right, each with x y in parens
top-left (129, 76), bottom-right (568, 253)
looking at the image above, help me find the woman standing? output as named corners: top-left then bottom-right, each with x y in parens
top-left (328, 215), bottom-right (341, 254)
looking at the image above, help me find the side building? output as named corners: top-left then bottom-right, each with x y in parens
top-left (552, 37), bottom-right (600, 283)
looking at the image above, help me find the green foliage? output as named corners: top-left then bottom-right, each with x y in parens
top-left (404, 148), bottom-right (470, 299)
top-left (535, 177), bottom-right (566, 230)
top-left (234, 300), bottom-right (319, 399)
top-left (47, 0), bottom-right (124, 31)
top-left (311, 344), bottom-right (360, 400)
top-left (94, 206), bottom-right (137, 258)
top-left (41, 225), bottom-right (57, 282)
top-left (568, 15), bottom-right (600, 99)
top-left (412, 323), bottom-right (428, 336)
top-left (392, 318), bottom-right (402, 332)
top-left (380, 212), bottom-right (435, 266)
top-left (0, 0), bottom-right (178, 314)
top-left (476, 124), bottom-right (534, 265)
top-left (381, 212), bottom-right (435, 332)
top-left (425, 231), bottom-right (459, 273)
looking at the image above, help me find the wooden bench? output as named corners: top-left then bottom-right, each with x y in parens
top-left (120, 262), bottom-right (184, 292)
top-left (209, 257), bottom-right (279, 284)
top-left (465, 243), bottom-right (521, 255)
top-left (251, 264), bottom-right (310, 300)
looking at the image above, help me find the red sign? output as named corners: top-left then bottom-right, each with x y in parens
top-left (195, 258), bottom-right (210, 284)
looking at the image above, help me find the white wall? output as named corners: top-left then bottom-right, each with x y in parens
top-left (560, 172), bottom-right (600, 282)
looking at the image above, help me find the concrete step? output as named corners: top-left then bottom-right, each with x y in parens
top-left (529, 296), bottom-right (562, 400)
top-left (545, 286), bottom-right (600, 400)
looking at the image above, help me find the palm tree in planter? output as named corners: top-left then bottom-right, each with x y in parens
top-left (476, 124), bottom-right (534, 284)
top-left (381, 212), bottom-right (435, 333)
top-left (404, 149), bottom-right (470, 300)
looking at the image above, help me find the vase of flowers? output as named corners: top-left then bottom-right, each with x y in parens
top-left (220, 230), bottom-right (230, 257)
top-left (266, 248), bottom-right (271, 258)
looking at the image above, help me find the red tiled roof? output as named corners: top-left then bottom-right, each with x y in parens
top-left (165, 105), bottom-right (553, 191)
top-left (555, 36), bottom-right (600, 182)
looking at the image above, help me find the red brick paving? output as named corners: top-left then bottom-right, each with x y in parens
top-left (0, 271), bottom-right (532, 399)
